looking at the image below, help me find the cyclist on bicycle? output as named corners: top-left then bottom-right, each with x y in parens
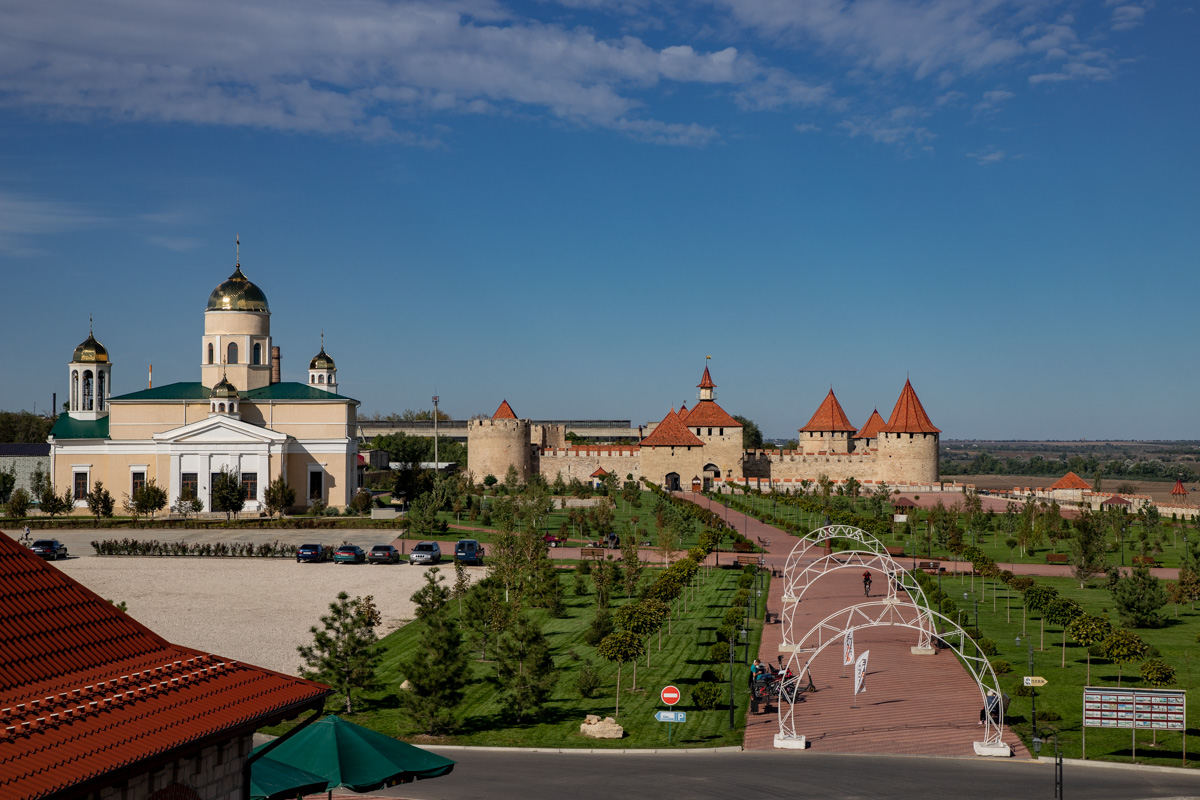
top-left (862, 570), bottom-right (872, 597)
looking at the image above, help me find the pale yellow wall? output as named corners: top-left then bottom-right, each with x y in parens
top-left (108, 402), bottom-right (193, 439)
top-left (257, 401), bottom-right (355, 439)
top-left (204, 311), bottom-right (270, 336)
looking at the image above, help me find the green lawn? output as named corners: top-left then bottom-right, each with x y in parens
top-left (721, 491), bottom-right (1197, 570)
top-left (931, 571), bottom-right (1198, 767)
top-left (277, 564), bottom-right (768, 748)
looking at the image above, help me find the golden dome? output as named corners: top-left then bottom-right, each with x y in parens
top-left (309, 347), bottom-right (335, 370)
top-left (210, 375), bottom-right (239, 399)
top-left (72, 332), bottom-right (109, 363)
top-left (206, 265), bottom-right (270, 312)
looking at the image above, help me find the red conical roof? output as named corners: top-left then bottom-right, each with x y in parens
top-left (679, 403), bottom-right (689, 421)
top-left (1172, 479), bottom-right (1188, 497)
top-left (590, 467), bottom-right (610, 478)
top-left (881, 379), bottom-right (940, 434)
top-left (698, 366), bottom-right (716, 389)
top-left (492, 400), bottom-right (517, 420)
top-left (799, 388), bottom-right (857, 433)
top-left (853, 408), bottom-right (886, 440)
top-left (1048, 472), bottom-right (1092, 491)
top-left (640, 408), bottom-right (705, 448)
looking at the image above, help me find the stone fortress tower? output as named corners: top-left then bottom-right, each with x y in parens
top-left (469, 366), bottom-right (940, 489)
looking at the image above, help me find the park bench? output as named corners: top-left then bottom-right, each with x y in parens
top-left (757, 536), bottom-right (771, 549)
top-left (736, 554), bottom-right (763, 568)
top-left (765, 609), bottom-right (780, 624)
top-left (885, 546), bottom-right (905, 557)
top-left (1045, 553), bottom-right (1069, 565)
top-left (580, 548), bottom-right (606, 560)
top-left (1132, 555), bottom-right (1160, 568)
top-left (916, 560), bottom-right (942, 574)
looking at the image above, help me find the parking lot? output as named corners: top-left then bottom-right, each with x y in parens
top-left (39, 529), bottom-right (480, 676)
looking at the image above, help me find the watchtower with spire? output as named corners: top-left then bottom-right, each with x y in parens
top-left (875, 378), bottom-right (941, 483)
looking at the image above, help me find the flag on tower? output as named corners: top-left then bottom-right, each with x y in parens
top-left (854, 650), bottom-right (870, 696)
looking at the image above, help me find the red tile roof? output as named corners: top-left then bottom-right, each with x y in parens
top-left (678, 403), bottom-right (689, 421)
top-left (697, 366), bottom-right (716, 389)
top-left (640, 408), bottom-right (704, 448)
top-left (852, 409), bottom-right (886, 440)
top-left (799, 389), bottom-right (857, 433)
top-left (492, 400), bottom-right (517, 420)
top-left (1172, 479), bottom-right (1188, 497)
top-left (0, 532), bottom-right (330, 799)
top-left (881, 379), bottom-right (941, 434)
top-left (590, 467), bottom-right (610, 478)
top-left (683, 400), bottom-right (741, 429)
top-left (1101, 495), bottom-right (1132, 506)
top-left (1048, 472), bottom-right (1091, 491)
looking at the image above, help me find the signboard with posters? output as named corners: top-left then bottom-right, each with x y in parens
top-left (1082, 687), bottom-right (1185, 730)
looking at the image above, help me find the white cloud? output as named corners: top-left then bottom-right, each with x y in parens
top-left (793, 122), bottom-right (821, 133)
top-left (1108, 3), bottom-right (1149, 31)
top-left (966, 145), bottom-right (1008, 164)
top-left (0, 0), bottom-right (800, 146)
top-left (0, 190), bottom-right (103, 255)
top-left (838, 106), bottom-right (935, 149)
top-left (973, 88), bottom-right (1014, 114)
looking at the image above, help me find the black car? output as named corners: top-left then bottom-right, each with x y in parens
top-left (30, 540), bottom-right (68, 560)
top-left (368, 545), bottom-right (399, 564)
top-left (296, 543), bottom-right (327, 563)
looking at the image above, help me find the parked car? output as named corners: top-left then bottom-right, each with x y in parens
top-left (368, 544), bottom-right (399, 564)
top-left (30, 540), bottom-right (68, 560)
top-left (333, 545), bottom-right (366, 564)
top-left (543, 532), bottom-right (567, 548)
top-left (296, 543), bottom-right (327, 563)
top-left (409, 541), bottom-right (442, 565)
top-left (454, 539), bottom-right (484, 565)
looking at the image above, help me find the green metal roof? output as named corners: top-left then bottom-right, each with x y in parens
top-left (49, 415), bottom-right (110, 440)
top-left (243, 383), bottom-right (354, 402)
top-left (111, 381), bottom-right (354, 403)
top-left (111, 382), bottom-right (211, 401)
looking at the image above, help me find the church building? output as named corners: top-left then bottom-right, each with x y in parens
top-left (48, 257), bottom-right (359, 513)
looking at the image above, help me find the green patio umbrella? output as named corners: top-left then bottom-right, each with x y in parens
top-left (251, 715), bottom-right (455, 792)
top-left (249, 755), bottom-right (330, 800)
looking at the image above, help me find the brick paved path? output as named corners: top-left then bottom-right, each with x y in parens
top-left (677, 493), bottom-right (1029, 759)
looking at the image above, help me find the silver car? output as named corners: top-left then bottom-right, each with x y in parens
top-left (409, 541), bottom-right (441, 565)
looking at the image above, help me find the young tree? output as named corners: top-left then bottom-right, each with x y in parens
top-left (0, 466), bottom-right (15, 504)
top-left (1111, 564), bottom-right (1168, 629)
top-left (263, 476), bottom-right (295, 517)
top-left (494, 615), bottom-right (556, 721)
top-left (84, 481), bottom-right (115, 524)
top-left (1044, 597), bottom-right (1083, 668)
top-left (1023, 584), bottom-right (1059, 650)
top-left (210, 467), bottom-right (245, 521)
top-left (297, 592), bottom-right (380, 713)
top-left (412, 567), bottom-right (450, 620)
top-left (1069, 508), bottom-right (1108, 588)
top-left (503, 464), bottom-right (521, 494)
top-left (596, 630), bottom-right (644, 718)
top-left (452, 559), bottom-right (470, 619)
top-left (1102, 629), bottom-right (1148, 687)
top-left (615, 600), bottom-right (666, 676)
top-left (134, 479), bottom-right (168, 520)
top-left (1068, 614), bottom-right (1112, 683)
top-left (5, 487), bottom-right (31, 519)
top-left (349, 488), bottom-right (373, 516)
top-left (461, 578), bottom-right (513, 659)
top-left (172, 491), bottom-right (203, 520)
top-left (397, 609), bottom-right (469, 734)
top-left (620, 526), bottom-right (643, 597)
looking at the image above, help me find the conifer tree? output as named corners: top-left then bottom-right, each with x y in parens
top-left (1111, 564), bottom-right (1168, 629)
top-left (297, 592), bottom-right (380, 713)
top-left (494, 616), bottom-right (556, 721)
top-left (397, 611), bottom-right (469, 734)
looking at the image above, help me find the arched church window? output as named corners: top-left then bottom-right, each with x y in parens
top-left (72, 370), bottom-right (79, 410)
top-left (310, 375), bottom-right (314, 384)
top-left (318, 374), bottom-right (325, 384)
top-left (253, 343), bottom-right (262, 365)
top-left (219, 403), bottom-right (225, 412)
top-left (227, 342), bottom-right (238, 364)
top-left (98, 372), bottom-right (105, 411)
top-left (83, 370), bottom-right (94, 411)
top-left (208, 343), bottom-right (214, 364)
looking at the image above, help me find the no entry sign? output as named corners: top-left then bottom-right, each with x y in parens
top-left (661, 685), bottom-right (681, 706)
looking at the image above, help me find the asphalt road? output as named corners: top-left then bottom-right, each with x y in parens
top-left (376, 749), bottom-right (1200, 800)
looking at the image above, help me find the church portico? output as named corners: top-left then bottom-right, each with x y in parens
top-left (153, 415), bottom-right (288, 512)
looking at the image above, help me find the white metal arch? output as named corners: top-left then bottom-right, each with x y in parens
top-left (781, 550), bottom-right (935, 650)
top-left (782, 524), bottom-right (891, 586)
top-left (774, 600), bottom-right (1010, 756)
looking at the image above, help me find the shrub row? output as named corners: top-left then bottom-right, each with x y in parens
top-left (90, 538), bottom-right (317, 558)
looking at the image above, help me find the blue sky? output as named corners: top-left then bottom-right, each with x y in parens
top-left (1, 0), bottom-right (1196, 440)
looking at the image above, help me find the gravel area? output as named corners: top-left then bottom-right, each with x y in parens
top-left (53, 555), bottom-right (480, 676)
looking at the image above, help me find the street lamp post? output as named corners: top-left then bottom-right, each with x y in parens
top-left (432, 395), bottom-right (439, 470)
top-left (1017, 636), bottom-right (1036, 745)
top-left (964, 592), bottom-right (978, 633)
top-left (728, 637), bottom-right (735, 730)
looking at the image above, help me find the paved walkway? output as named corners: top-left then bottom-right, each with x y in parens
top-left (676, 493), bottom-right (1029, 759)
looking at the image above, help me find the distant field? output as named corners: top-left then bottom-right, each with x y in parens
top-left (954, 475), bottom-right (1197, 505)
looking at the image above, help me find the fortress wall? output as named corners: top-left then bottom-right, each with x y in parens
top-left (639, 445), bottom-right (709, 488)
top-left (537, 448), bottom-right (641, 483)
top-left (743, 449), bottom-right (881, 483)
top-left (532, 424), bottom-right (568, 450)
